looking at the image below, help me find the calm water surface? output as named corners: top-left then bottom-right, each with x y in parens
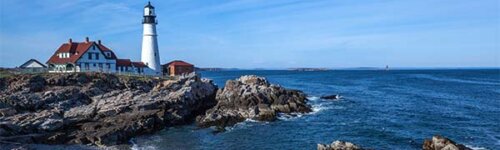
top-left (132, 69), bottom-right (500, 150)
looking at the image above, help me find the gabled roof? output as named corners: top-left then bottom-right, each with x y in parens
top-left (47, 40), bottom-right (117, 64)
top-left (47, 42), bottom-right (93, 64)
top-left (20, 59), bottom-right (47, 68)
top-left (99, 44), bottom-right (117, 59)
top-left (165, 60), bottom-right (194, 67)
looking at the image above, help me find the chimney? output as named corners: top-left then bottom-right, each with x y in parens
top-left (85, 37), bottom-right (89, 43)
top-left (68, 38), bottom-right (72, 44)
top-left (98, 40), bottom-right (101, 45)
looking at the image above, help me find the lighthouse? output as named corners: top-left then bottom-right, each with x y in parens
top-left (141, 1), bottom-right (161, 75)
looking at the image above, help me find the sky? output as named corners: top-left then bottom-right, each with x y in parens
top-left (0, 0), bottom-right (499, 68)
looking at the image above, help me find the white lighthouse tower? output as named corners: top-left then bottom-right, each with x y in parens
top-left (141, 1), bottom-right (161, 75)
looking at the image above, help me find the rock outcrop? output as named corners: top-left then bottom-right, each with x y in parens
top-left (196, 75), bottom-right (311, 128)
top-left (321, 94), bottom-right (340, 100)
top-left (422, 135), bottom-right (472, 150)
top-left (0, 73), bottom-right (217, 146)
top-left (317, 140), bottom-right (363, 150)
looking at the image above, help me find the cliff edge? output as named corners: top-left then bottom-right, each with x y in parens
top-left (0, 73), bottom-right (217, 146)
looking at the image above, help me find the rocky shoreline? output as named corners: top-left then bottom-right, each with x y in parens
top-left (0, 73), bottom-right (477, 149)
top-left (0, 73), bottom-right (218, 146)
top-left (0, 73), bottom-right (311, 148)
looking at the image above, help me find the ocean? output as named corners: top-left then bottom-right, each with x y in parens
top-left (131, 69), bottom-right (500, 150)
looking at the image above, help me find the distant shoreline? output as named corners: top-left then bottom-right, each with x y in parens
top-left (195, 67), bottom-right (500, 71)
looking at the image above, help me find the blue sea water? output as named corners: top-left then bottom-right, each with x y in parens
top-left (132, 69), bottom-right (500, 150)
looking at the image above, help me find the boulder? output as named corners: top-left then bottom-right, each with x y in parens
top-left (321, 94), bottom-right (340, 100)
top-left (196, 75), bottom-right (311, 128)
top-left (317, 140), bottom-right (364, 150)
top-left (422, 135), bottom-right (472, 150)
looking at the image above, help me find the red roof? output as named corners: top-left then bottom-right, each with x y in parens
top-left (132, 62), bottom-right (147, 68)
top-left (99, 44), bottom-right (117, 59)
top-left (116, 59), bottom-right (132, 66)
top-left (165, 60), bottom-right (194, 67)
top-left (47, 42), bottom-right (92, 64)
top-left (47, 40), bottom-right (117, 64)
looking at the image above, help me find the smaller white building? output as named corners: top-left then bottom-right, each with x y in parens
top-left (19, 59), bottom-right (47, 73)
top-left (46, 37), bottom-right (154, 75)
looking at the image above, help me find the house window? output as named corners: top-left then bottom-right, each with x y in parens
top-left (88, 53), bottom-right (92, 60)
top-left (106, 63), bottom-right (110, 69)
top-left (95, 53), bottom-right (99, 60)
top-left (98, 63), bottom-right (103, 69)
top-left (120, 67), bottom-right (124, 72)
top-left (93, 63), bottom-right (96, 67)
top-left (125, 67), bottom-right (128, 71)
top-left (85, 63), bottom-right (89, 70)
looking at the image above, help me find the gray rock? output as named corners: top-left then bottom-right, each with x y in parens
top-left (39, 119), bottom-right (63, 131)
top-left (317, 140), bottom-right (363, 150)
top-left (0, 73), bottom-right (217, 146)
top-left (321, 94), bottom-right (340, 100)
top-left (422, 135), bottom-right (472, 150)
top-left (196, 75), bottom-right (311, 128)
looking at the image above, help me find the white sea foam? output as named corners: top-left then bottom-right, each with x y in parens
top-left (277, 113), bottom-right (304, 121)
top-left (223, 118), bottom-right (261, 131)
top-left (465, 145), bottom-right (488, 150)
top-left (130, 138), bottom-right (158, 150)
top-left (307, 96), bottom-right (320, 101)
top-left (310, 103), bottom-right (330, 114)
top-left (131, 144), bottom-right (158, 150)
top-left (245, 118), bottom-right (259, 122)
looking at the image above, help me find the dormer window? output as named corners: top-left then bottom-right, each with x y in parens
top-left (59, 53), bottom-right (70, 58)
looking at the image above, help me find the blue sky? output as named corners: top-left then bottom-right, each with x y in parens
top-left (0, 0), bottom-right (498, 68)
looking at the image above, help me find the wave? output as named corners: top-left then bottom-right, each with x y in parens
top-left (307, 96), bottom-right (320, 101)
top-left (310, 102), bottom-right (331, 115)
top-left (130, 139), bottom-right (158, 150)
top-left (222, 118), bottom-right (264, 131)
top-left (465, 145), bottom-right (488, 150)
top-left (130, 135), bottom-right (163, 150)
top-left (131, 145), bottom-right (158, 150)
top-left (412, 74), bottom-right (500, 86)
top-left (277, 113), bottom-right (304, 121)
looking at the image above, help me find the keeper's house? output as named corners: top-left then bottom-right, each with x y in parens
top-left (46, 37), bottom-right (153, 75)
